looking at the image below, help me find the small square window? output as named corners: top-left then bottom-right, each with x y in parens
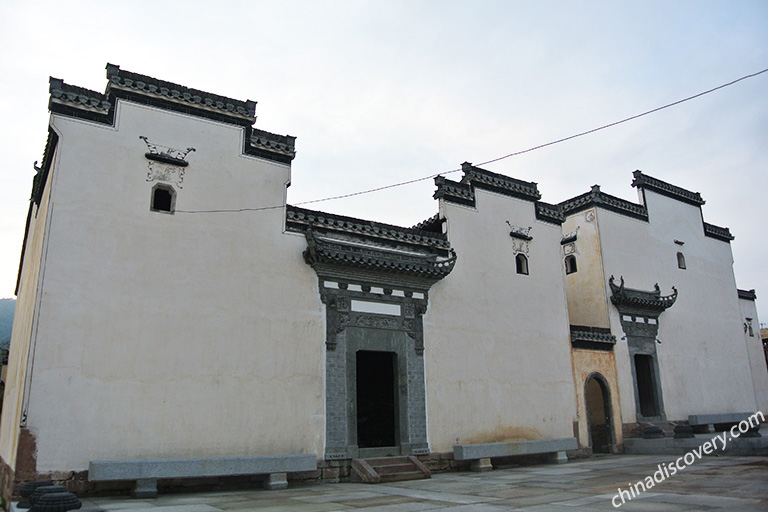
top-left (151, 184), bottom-right (176, 214)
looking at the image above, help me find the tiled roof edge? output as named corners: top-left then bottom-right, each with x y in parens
top-left (48, 65), bottom-right (296, 162)
top-left (411, 213), bottom-right (442, 232)
top-left (433, 176), bottom-right (475, 207)
top-left (246, 127), bottom-right (297, 163)
top-left (460, 162), bottom-right (541, 202)
top-left (49, 77), bottom-right (113, 124)
top-left (737, 289), bottom-right (757, 301)
top-left (632, 170), bottom-right (705, 206)
top-left (286, 205), bottom-right (451, 250)
top-left (106, 64), bottom-right (256, 125)
top-left (703, 222), bottom-right (734, 242)
top-left (535, 201), bottom-right (564, 225)
top-left (559, 185), bottom-right (648, 221)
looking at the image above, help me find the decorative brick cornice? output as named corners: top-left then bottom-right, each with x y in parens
top-left (570, 325), bottom-right (617, 351)
top-left (433, 176), bottom-right (475, 206)
top-left (106, 64), bottom-right (256, 125)
top-left (535, 201), bottom-right (564, 225)
top-left (435, 172), bottom-right (564, 224)
top-left (609, 276), bottom-right (677, 316)
top-left (48, 77), bottom-right (112, 123)
top-left (703, 222), bottom-right (734, 242)
top-left (560, 184), bottom-right (649, 221)
top-left (632, 170), bottom-right (705, 206)
top-left (460, 162), bottom-right (541, 201)
top-left (286, 205), bottom-right (451, 250)
top-left (247, 128), bottom-right (296, 163)
top-left (737, 289), bottom-right (757, 301)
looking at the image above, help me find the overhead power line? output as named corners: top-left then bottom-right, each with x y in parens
top-left (176, 67), bottom-right (768, 214)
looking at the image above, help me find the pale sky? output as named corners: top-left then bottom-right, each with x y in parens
top-left (1, 1), bottom-right (766, 320)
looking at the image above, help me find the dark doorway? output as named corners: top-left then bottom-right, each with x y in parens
top-left (356, 351), bottom-right (397, 448)
top-left (634, 354), bottom-right (659, 417)
top-left (585, 375), bottom-right (611, 453)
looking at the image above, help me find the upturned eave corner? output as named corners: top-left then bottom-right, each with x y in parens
top-left (608, 276), bottom-right (678, 316)
top-left (301, 228), bottom-right (456, 282)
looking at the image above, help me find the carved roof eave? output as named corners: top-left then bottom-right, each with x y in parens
top-left (609, 276), bottom-right (677, 316)
top-left (303, 230), bottom-right (456, 283)
top-left (286, 205), bottom-right (450, 251)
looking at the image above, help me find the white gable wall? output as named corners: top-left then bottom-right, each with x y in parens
top-left (424, 189), bottom-right (577, 452)
top-left (597, 189), bottom-right (757, 422)
top-left (22, 101), bottom-right (325, 473)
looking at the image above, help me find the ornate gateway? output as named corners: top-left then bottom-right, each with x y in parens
top-left (287, 206), bottom-right (455, 459)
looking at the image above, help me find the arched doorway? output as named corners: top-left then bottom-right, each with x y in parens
top-left (585, 373), bottom-right (612, 454)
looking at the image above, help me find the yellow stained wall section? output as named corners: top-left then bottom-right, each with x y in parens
top-left (571, 350), bottom-right (623, 451)
top-left (0, 145), bottom-right (57, 471)
top-left (562, 208), bottom-right (610, 328)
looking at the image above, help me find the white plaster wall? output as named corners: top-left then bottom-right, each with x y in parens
top-left (424, 190), bottom-right (577, 452)
top-left (598, 189), bottom-right (757, 422)
top-left (0, 146), bottom-right (57, 469)
top-left (23, 101), bottom-right (326, 472)
top-left (738, 298), bottom-right (768, 412)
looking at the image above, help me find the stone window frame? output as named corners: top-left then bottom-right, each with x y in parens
top-left (150, 183), bottom-right (176, 214)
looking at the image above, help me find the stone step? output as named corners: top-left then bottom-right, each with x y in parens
top-left (379, 470), bottom-right (428, 483)
top-left (375, 463), bottom-right (418, 474)
top-left (365, 456), bottom-right (411, 467)
top-left (351, 456), bottom-right (430, 484)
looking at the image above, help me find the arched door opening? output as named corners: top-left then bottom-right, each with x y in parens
top-left (585, 374), bottom-right (612, 454)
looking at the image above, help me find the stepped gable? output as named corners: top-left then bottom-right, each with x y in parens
top-left (559, 184), bottom-right (648, 220)
top-left (703, 222), bottom-right (734, 242)
top-left (433, 163), bottom-right (563, 224)
top-left (47, 64), bottom-right (295, 163)
top-left (631, 170), bottom-right (705, 206)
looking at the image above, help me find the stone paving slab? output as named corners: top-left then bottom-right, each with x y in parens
top-left (79, 455), bottom-right (768, 511)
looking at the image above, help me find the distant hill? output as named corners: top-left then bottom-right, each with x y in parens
top-left (0, 299), bottom-right (14, 349)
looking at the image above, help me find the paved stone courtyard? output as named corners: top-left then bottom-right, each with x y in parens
top-left (79, 455), bottom-right (768, 511)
